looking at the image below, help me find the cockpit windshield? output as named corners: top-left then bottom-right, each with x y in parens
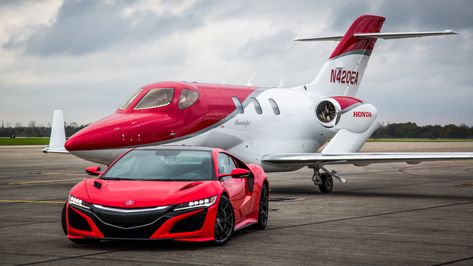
top-left (134, 88), bottom-right (174, 110)
top-left (178, 89), bottom-right (199, 109)
top-left (118, 88), bottom-right (142, 110)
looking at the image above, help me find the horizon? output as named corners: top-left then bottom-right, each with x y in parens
top-left (1, 1), bottom-right (472, 126)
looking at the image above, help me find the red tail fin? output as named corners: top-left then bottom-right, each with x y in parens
top-left (329, 15), bottom-right (385, 59)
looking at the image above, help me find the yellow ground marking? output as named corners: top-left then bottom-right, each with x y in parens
top-left (0, 199), bottom-right (65, 204)
top-left (8, 178), bottom-right (83, 185)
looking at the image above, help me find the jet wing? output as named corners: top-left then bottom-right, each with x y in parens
top-left (262, 152), bottom-right (473, 168)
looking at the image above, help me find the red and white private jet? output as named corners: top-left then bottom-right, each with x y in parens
top-left (44, 15), bottom-right (473, 193)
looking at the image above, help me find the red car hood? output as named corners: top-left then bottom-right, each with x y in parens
top-left (84, 179), bottom-right (215, 208)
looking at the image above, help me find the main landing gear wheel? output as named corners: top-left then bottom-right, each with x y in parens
top-left (213, 195), bottom-right (235, 246)
top-left (254, 184), bottom-right (269, 229)
top-left (318, 173), bottom-right (333, 193)
top-left (61, 204), bottom-right (99, 244)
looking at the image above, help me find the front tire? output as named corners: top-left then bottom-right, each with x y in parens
top-left (254, 183), bottom-right (269, 229)
top-left (61, 203), bottom-right (67, 235)
top-left (213, 195), bottom-right (234, 246)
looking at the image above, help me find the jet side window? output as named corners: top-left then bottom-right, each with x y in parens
top-left (134, 88), bottom-right (174, 110)
top-left (232, 97), bottom-right (244, 114)
top-left (179, 89), bottom-right (199, 109)
top-left (268, 98), bottom-right (280, 115)
top-left (217, 153), bottom-right (237, 175)
top-left (118, 88), bottom-right (143, 110)
top-left (251, 97), bottom-right (262, 114)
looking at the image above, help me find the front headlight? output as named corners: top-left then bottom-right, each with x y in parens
top-left (174, 195), bottom-right (218, 211)
top-left (68, 195), bottom-right (91, 209)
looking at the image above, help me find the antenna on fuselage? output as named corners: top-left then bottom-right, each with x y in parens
top-left (247, 74), bottom-right (254, 86)
top-left (278, 78), bottom-right (285, 88)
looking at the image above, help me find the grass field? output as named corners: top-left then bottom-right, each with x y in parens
top-left (0, 137), bottom-right (472, 146)
top-left (0, 137), bottom-right (49, 145)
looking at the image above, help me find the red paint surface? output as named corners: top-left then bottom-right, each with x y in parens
top-left (65, 148), bottom-right (269, 242)
top-left (329, 15), bottom-right (385, 59)
top-left (331, 96), bottom-right (363, 110)
top-left (65, 81), bottom-right (255, 151)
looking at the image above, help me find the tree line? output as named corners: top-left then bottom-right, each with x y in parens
top-left (371, 122), bottom-right (473, 139)
top-left (0, 122), bottom-right (87, 138)
top-left (0, 121), bottom-right (472, 139)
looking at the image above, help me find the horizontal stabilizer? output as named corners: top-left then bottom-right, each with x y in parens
top-left (262, 152), bottom-right (473, 168)
top-left (295, 30), bottom-right (457, 42)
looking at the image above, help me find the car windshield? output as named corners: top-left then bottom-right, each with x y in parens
top-left (102, 149), bottom-right (214, 181)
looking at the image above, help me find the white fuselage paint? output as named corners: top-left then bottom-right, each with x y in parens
top-left (70, 88), bottom-right (339, 172)
top-left (70, 54), bottom-right (375, 172)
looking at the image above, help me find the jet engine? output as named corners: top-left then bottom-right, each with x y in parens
top-left (315, 96), bottom-right (377, 133)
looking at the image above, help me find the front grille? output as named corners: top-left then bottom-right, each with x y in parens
top-left (72, 204), bottom-right (203, 239)
top-left (68, 206), bottom-right (91, 231)
top-left (170, 209), bottom-right (207, 233)
top-left (91, 205), bottom-right (169, 228)
top-left (94, 217), bottom-right (169, 239)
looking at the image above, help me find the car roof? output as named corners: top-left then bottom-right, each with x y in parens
top-left (135, 145), bottom-right (217, 152)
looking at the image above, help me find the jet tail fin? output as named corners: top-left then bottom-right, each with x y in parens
top-left (42, 110), bottom-right (68, 154)
top-left (298, 15), bottom-right (457, 98)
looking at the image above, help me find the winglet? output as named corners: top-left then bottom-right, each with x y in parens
top-left (42, 110), bottom-right (68, 154)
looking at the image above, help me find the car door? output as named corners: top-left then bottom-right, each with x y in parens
top-left (217, 153), bottom-right (246, 223)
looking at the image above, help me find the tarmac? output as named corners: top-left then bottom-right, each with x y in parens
top-left (0, 143), bottom-right (472, 265)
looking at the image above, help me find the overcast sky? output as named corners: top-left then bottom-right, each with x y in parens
top-left (1, 0), bottom-right (472, 126)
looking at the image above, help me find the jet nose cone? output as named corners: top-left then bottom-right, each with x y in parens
top-left (65, 113), bottom-right (131, 151)
top-left (65, 124), bottom-right (110, 151)
top-left (64, 112), bottom-right (175, 151)
top-left (64, 134), bottom-right (82, 151)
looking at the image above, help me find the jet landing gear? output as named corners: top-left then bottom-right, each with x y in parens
top-left (310, 165), bottom-right (347, 193)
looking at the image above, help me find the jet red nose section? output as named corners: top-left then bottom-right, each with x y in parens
top-left (65, 112), bottom-right (177, 151)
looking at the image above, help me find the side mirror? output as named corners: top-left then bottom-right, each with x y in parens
top-left (85, 166), bottom-right (102, 176)
top-left (218, 168), bottom-right (250, 179)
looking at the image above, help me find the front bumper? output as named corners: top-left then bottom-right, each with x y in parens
top-left (66, 202), bottom-right (217, 242)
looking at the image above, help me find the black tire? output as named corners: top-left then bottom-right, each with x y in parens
top-left (318, 173), bottom-right (333, 193)
top-left (254, 183), bottom-right (269, 229)
top-left (62, 203), bottom-right (99, 244)
top-left (213, 195), bottom-right (235, 246)
top-left (61, 203), bottom-right (67, 235)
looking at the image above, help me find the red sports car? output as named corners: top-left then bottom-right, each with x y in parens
top-left (62, 145), bottom-right (269, 245)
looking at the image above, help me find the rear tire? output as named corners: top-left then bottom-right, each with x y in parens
top-left (213, 195), bottom-right (234, 246)
top-left (318, 173), bottom-right (333, 193)
top-left (254, 183), bottom-right (269, 229)
top-left (61, 203), bottom-right (99, 244)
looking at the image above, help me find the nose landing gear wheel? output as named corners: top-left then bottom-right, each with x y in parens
top-left (319, 173), bottom-right (333, 193)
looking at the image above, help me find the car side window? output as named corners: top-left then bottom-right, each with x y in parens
top-left (217, 153), bottom-right (237, 175)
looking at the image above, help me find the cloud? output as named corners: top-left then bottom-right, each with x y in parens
top-left (378, 0), bottom-right (473, 30)
top-left (5, 0), bottom-right (202, 55)
top-left (0, 0), bottom-right (472, 126)
top-left (239, 29), bottom-right (296, 60)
